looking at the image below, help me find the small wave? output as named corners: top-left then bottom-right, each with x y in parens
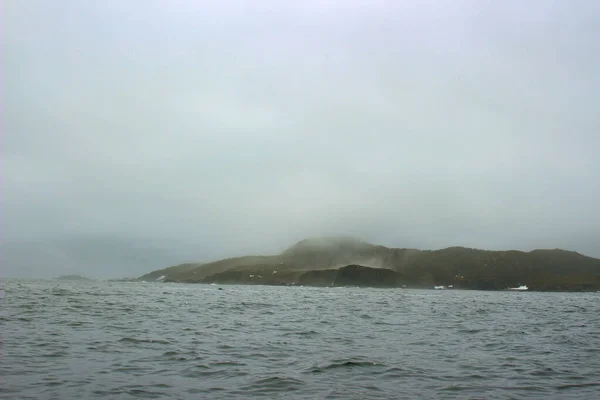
top-left (441, 384), bottom-right (468, 391)
top-left (128, 388), bottom-right (162, 397)
top-left (41, 351), bottom-right (68, 358)
top-left (182, 363), bottom-right (211, 371)
top-left (309, 359), bottom-right (384, 373)
top-left (382, 366), bottom-right (410, 377)
top-left (459, 328), bottom-right (484, 334)
top-left (283, 330), bottom-right (318, 337)
top-left (467, 374), bottom-right (487, 379)
top-left (123, 388), bottom-right (165, 399)
top-left (383, 366), bottom-right (430, 378)
top-left (156, 350), bottom-right (205, 362)
top-left (240, 302), bottom-right (275, 309)
top-left (118, 337), bottom-right (169, 345)
top-left (65, 305), bottom-right (85, 311)
top-left (65, 321), bottom-right (87, 326)
top-left (483, 342), bottom-right (507, 350)
top-left (113, 366), bottom-right (147, 373)
top-left (529, 367), bottom-right (556, 377)
top-left (181, 365), bottom-right (247, 378)
top-left (239, 376), bottom-right (305, 392)
top-left (211, 360), bottom-right (247, 366)
top-left (556, 382), bottom-right (600, 390)
top-left (43, 380), bottom-right (67, 387)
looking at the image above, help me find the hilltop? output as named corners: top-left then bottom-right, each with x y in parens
top-left (138, 237), bottom-right (600, 291)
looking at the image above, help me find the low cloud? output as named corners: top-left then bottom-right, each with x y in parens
top-left (4, 0), bottom-right (599, 278)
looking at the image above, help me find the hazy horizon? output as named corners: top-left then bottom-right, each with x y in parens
top-left (4, 234), bottom-right (600, 280)
top-left (4, 1), bottom-right (599, 279)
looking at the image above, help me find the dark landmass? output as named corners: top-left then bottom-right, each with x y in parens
top-left (332, 265), bottom-right (403, 288)
top-left (138, 237), bottom-right (600, 291)
top-left (56, 274), bottom-right (93, 281)
top-left (107, 277), bottom-right (140, 282)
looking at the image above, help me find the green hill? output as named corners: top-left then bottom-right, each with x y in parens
top-left (138, 237), bottom-right (600, 291)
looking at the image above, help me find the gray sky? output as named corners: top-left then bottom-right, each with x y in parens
top-left (4, 0), bottom-right (600, 278)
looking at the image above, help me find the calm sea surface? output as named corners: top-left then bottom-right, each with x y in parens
top-left (1, 279), bottom-right (599, 399)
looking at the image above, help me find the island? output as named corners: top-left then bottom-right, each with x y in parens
top-left (138, 237), bottom-right (600, 291)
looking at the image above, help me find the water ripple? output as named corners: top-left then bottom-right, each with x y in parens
top-left (2, 280), bottom-right (600, 399)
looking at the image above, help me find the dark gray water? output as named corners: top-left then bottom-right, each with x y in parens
top-left (2, 280), bottom-right (599, 399)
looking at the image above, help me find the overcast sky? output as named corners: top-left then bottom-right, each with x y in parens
top-left (4, 1), bottom-right (599, 278)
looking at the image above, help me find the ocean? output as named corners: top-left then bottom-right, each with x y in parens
top-left (1, 279), bottom-right (599, 399)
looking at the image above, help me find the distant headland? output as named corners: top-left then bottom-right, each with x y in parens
top-left (138, 237), bottom-right (600, 292)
